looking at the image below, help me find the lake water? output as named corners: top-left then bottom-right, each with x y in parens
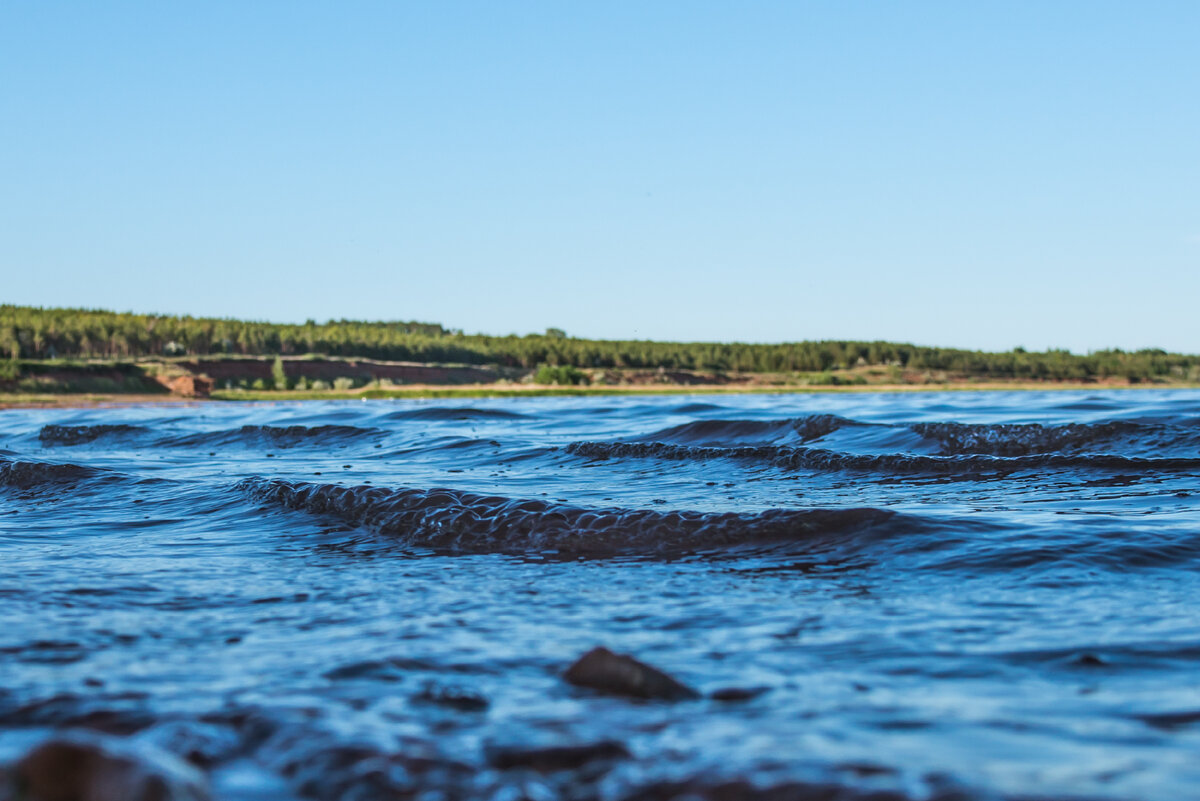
top-left (2, 390), bottom-right (1199, 800)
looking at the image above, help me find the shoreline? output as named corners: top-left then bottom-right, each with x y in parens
top-left (4, 381), bottom-right (1199, 409)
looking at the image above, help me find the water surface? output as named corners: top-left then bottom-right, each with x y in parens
top-left (2, 391), bottom-right (1199, 800)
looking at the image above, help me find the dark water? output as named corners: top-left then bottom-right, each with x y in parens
top-left (2, 391), bottom-right (1200, 800)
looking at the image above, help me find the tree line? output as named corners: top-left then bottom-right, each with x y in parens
top-left (2, 304), bottom-right (1197, 381)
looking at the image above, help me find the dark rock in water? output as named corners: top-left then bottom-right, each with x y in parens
top-left (487, 740), bottom-right (630, 772)
top-left (412, 681), bottom-right (490, 712)
top-left (10, 732), bottom-right (209, 801)
top-left (565, 646), bottom-right (700, 701)
top-left (709, 686), bottom-right (771, 702)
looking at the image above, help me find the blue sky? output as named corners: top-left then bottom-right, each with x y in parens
top-left (2, 2), bottom-right (1197, 352)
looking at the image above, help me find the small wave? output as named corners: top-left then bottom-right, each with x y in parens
top-left (419, 437), bottom-right (504, 451)
top-left (911, 420), bottom-right (1200, 457)
top-left (385, 407), bottom-right (526, 421)
top-left (627, 415), bottom-right (1200, 458)
top-left (995, 641), bottom-right (1200, 670)
top-left (236, 478), bottom-right (900, 555)
top-left (665, 402), bottom-right (726, 414)
top-left (637, 419), bottom-right (798, 446)
top-left (793, 413), bottom-right (867, 441)
top-left (636, 414), bottom-right (862, 447)
top-left (567, 441), bottom-right (1200, 475)
top-left (570, 441), bottom-right (962, 473)
top-left (0, 459), bottom-right (108, 490)
top-left (39, 424), bottom-right (149, 446)
top-left (166, 424), bottom-right (382, 448)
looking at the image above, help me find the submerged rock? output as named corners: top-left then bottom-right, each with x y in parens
top-left (565, 646), bottom-right (700, 701)
top-left (10, 732), bottom-right (210, 801)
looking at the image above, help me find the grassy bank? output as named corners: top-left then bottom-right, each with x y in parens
top-left (5, 380), bottom-right (1199, 408)
top-left (6, 304), bottom-right (1200, 383)
top-left (3, 355), bottom-right (1199, 407)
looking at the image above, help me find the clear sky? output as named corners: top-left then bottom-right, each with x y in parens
top-left (2, 2), bottom-right (1197, 353)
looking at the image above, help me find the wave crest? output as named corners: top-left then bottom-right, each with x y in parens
top-left (386, 407), bottom-right (526, 421)
top-left (635, 414), bottom-right (860, 447)
top-left (236, 478), bottom-right (899, 555)
top-left (567, 441), bottom-right (1200, 474)
top-left (0, 459), bottom-right (106, 490)
top-left (168, 425), bottom-right (381, 448)
top-left (631, 415), bottom-right (1200, 458)
top-left (910, 421), bottom-right (1191, 456)
top-left (39, 424), bottom-right (148, 445)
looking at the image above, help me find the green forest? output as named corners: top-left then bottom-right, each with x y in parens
top-left (2, 304), bottom-right (1198, 382)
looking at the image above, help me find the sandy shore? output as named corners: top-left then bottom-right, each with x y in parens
top-left (0, 394), bottom-right (207, 410)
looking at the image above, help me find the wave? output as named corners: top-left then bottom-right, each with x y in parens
top-left (385, 407), bottom-right (526, 421)
top-left (665, 402), bottom-right (726, 414)
top-left (41, 422), bottom-right (398, 449)
top-left (635, 414), bottom-right (861, 446)
top-left (637, 419), bottom-right (799, 445)
top-left (912, 420), bottom-right (1200, 457)
top-left (39, 424), bottom-right (150, 446)
top-left (166, 425), bottom-right (382, 448)
top-left (630, 414), bottom-right (1200, 457)
top-left (0, 459), bottom-right (110, 490)
top-left (236, 478), bottom-right (902, 555)
top-left (566, 440), bottom-right (1200, 475)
